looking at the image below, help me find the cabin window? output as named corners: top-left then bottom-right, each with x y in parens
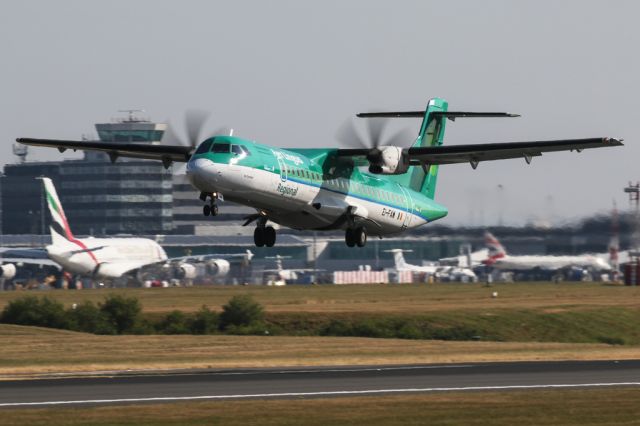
top-left (195, 140), bottom-right (214, 154)
top-left (212, 143), bottom-right (231, 153)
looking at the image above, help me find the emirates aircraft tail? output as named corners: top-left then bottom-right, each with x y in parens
top-left (42, 177), bottom-right (76, 247)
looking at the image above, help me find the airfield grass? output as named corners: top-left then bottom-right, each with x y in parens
top-left (0, 324), bottom-right (639, 376)
top-left (1, 283), bottom-right (639, 375)
top-left (0, 282), bottom-right (638, 314)
top-left (3, 388), bottom-right (640, 425)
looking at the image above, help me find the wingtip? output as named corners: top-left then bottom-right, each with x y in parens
top-left (605, 137), bottom-right (624, 145)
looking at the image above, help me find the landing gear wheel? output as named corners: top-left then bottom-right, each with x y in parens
top-left (254, 227), bottom-right (265, 247)
top-left (264, 226), bottom-right (276, 247)
top-left (203, 204), bottom-right (211, 217)
top-left (345, 228), bottom-right (355, 247)
top-left (355, 226), bottom-right (367, 247)
top-left (211, 205), bottom-right (219, 216)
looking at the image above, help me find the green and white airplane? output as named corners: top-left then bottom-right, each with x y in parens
top-left (17, 97), bottom-right (622, 248)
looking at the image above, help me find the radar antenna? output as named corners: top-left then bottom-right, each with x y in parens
top-left (12, 144), bottom-right (28, 164)
top-left (118, 109), bottom-right (146, 122)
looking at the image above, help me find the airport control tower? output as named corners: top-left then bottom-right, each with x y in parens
top-left (55, 110), bottom-right (174, 235)
top-left (86, 109), bottom-right (167, 162)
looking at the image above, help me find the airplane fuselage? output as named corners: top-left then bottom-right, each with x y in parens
top-left (186, 137), bottom-right (448, 236)
top-left (47, 237), bottom-right (167, 278)
top-left (490, 254), bottom-right (611, 271)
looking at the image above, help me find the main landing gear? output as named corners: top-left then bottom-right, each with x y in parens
top-left (201, 192), bottom-right (219, 217)
top-left (254, 217), bottom-right (276, 247)
top-left (345, 226), bottom-right (367, 248)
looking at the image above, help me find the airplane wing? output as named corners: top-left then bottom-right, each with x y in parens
top-left (337, 138), bottom-right (623, 168)
top-left (166, 250), bottom-right (254, 264)
top-left (0, 247), bottom-right (61, 269)
top-left (16, 138), bottom-right (192, 166)
top-left (0, 258), bottom-right (61, 269)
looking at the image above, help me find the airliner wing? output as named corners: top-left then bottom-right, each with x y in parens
top-left (405, 138), bottom-right (622, 166)
top-left (0, 258), bottom-right (61, 268)
top-left (0, 247), bottom-right (61, 269)
top-left (166, 250), bottom-right (254, 264)
top-left (16, 138), bottom-right (192, 165)
top-left (336, 137), bottom-right (622, 167)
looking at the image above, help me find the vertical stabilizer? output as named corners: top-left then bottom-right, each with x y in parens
top-left (409, 98), bottom-right (448, 199)
top-left (484, 231), bottom-right (507, 264)
top-left (390, 249), bottom-right (409, 270)
top-left (42, 177), bottom-right (75, 246)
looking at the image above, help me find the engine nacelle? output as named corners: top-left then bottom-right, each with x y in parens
top-left (176, 263), bottom-right (197, 280)
top-left (0, 264), bottom-right (16, 280)
top-left (368, 146), bottom-right (410, 175)
top-left (206, 259), bottom-right (230, 277)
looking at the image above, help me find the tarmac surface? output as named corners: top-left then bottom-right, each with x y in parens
top-left (1, 360), bottom-right (639, 408)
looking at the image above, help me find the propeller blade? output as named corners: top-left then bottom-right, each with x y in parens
top-left (366, 117), bottom-right (387, 148)
top-left (336, 119), bottom-right (368, 149)
top-left (384, 127), bottom-right (416, 147)
top-left (185, 109), bottom-right (210, 147)
top-left (162, 123), bottom-right (186, 147)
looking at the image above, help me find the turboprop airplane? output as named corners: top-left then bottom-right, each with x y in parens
top-left (386, 248), bottom-right (477, 281)
top-left (17, 97), bottom-right (623, 248)
top-left (263, 254), bottom-right (318, 285)
top-left (483, 231), bottom-right (612, 271)
top-left (38, 178), bottom-right (239, 280)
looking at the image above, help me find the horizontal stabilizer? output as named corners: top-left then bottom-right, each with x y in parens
top-left (356, 111), bottom-right (519, 120)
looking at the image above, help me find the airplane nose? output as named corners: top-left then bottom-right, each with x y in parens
top-left (186, 158), bottom-right (219, 191)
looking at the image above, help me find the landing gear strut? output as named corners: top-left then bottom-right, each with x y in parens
top-left (254, 218), bottom-right (276, 247)
top-left (345, 226), bottom-right (367, 248)
top-left (201, 192), bottom-right (219, 217)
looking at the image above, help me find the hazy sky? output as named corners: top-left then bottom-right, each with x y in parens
top-left (1, 1), bottom-right (637, 226)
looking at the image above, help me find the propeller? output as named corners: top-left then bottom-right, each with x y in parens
top-left (162, 109), bottom-right (212, 150)
top-left (336, 117), bottom-right (415, 164)
top-left (162, 110), bottom-right (231, 174)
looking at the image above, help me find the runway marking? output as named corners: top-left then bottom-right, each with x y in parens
top-left (4, 364), bottom-right (474, 380)
top-left (2, 382), bottom-right (639, 407)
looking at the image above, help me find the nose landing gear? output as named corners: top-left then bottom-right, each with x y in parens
top-left (201, 192), bottom-right (220, 217)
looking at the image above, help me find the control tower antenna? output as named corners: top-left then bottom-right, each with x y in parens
top-left (118, 109), bottom-right (146, 123)
top-left (12, 144), bottom-right (28, 164)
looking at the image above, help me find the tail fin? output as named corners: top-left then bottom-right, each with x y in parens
top-left (408, 98), bottom-right (449, 198)
top-left (41, 177), bottom-right (75, 246)
top-left (484, 231), bottom-right (506, 264)
top-left (386, 249), bottom-right (410, 270)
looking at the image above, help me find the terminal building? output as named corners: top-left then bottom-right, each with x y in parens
top-left (1, 111), bottom-right (252, 236)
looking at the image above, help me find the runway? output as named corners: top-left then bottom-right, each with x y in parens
top-left (1, 360), bottom-right (639, 408)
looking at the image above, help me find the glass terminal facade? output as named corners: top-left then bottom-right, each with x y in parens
top-left (2, 112), bottom-right (173, 235)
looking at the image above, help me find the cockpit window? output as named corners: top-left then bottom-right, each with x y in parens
top-left (212, 143), bottom-right (231, 153)
top-left (195, 140), bottom-right (213, 154)
top-left (231, 145), bottom-right (243, 155)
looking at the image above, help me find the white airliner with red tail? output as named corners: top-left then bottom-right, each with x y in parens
top-left (43, 178), bottom-right (169, 278)
top-left (483, 231), bottom-right (611, 271)
top-left (42, 178), bottom-right (239, 281)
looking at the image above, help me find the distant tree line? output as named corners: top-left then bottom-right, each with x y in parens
top-left (0, 294), bottom-right (266, 335)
